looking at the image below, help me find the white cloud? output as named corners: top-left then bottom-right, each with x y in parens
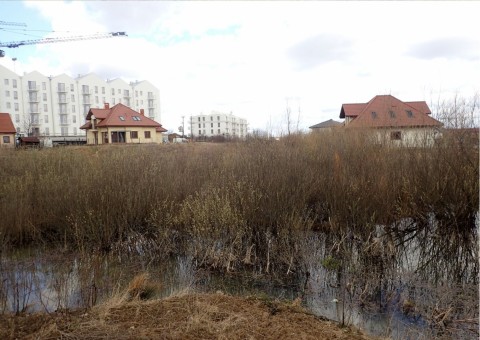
top-left (4, 0), bottom-right (480, 132)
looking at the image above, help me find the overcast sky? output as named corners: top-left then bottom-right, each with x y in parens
top-left (1, 1), bottom-right (479, 134)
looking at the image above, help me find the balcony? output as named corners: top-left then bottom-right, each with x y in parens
top-left (82, 89), bottom-right (92, 95)
top-left (28, 85), bottom-right (40, 92)
top-left (57, 86), bottom-right (67, 93)
top-left (59, 115), bottom-right (70, 125)
top-left (28, 96), bottom-right (39, 103)
top-left (147, 93), bottom-right (155, 99)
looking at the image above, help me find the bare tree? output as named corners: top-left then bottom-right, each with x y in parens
top-left (431, 92), bottom-right (479, 129)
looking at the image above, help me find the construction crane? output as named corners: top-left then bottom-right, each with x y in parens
top-left (0, 31), bottom-right (127, 57)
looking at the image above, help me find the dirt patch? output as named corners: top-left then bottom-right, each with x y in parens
top-left (0, 292), bottom-right (377, 339)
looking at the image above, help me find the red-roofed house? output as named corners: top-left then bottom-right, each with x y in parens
top-left (80, 103), bottom-right (167, 145)
top-left (340, 95), bottom-right (443, 146)
top-left (0, 113), bottom-right (16, 147)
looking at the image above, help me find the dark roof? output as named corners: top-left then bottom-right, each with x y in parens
top-left (341, 95), bottom-right (442, 128)
top-left (0, 113), bottom-right (16, 134)
top-left (309, 119), bottom-right (342, 129)
top-left (19, 137), bottom-right (40, 143)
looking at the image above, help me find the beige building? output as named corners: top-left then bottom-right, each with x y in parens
top-left (80, 103), bottom-right (166, 145)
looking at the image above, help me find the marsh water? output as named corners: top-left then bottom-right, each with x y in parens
top-left (1, 247), bottom-right (476, 339)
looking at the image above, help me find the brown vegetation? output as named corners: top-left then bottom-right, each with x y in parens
top-left (0, 130), bottom-right (478, 336)
top-left (0, 291), bottom-right (374, 340)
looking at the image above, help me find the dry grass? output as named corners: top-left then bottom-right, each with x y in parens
top-left (0, 292), bottom-right (377, 340)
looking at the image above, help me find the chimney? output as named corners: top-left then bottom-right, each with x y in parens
top-left (140, 109), bottom-right (144, 115)
top-left (104, 103), bottom-right (110, 109)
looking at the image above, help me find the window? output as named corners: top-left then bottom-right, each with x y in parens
top-left (112, 98), bottom-right (116, 104)
top-left (42, 82), bottom-right (46, 90)
top-left (70, 84), bottom-right (74, 92)
top-left (44, 104), bottom-right (48, 112)
top-left (102, 87), bottom-right (105, 94)
top-left (218, 123), bottom-right (220, 127)
top-left (111, 88), bottom-right (115, 95)
top-left (28, 80), bottom-right (37, 90)
top-left (5, 90), bottom-right (9, 97)
top-left (119, 116), bottom-right (126, 121)
top-left (44, 115), bottom-right (48, 123)
top-left (132, 116), bottom-right (141, 121)
top-left (58, 83), bottom-right (65, 92)
top-left (391, 131), bottom-right (402, 140)
top-left (6, 102), bottom-right (11, 109)
top-left (42, 93), bottom-right (47, 101)
top-left (210, 116), bottom-right (213, 121)
top-left (118, 89), bottom-right (121, 94)
top-left (45, 127), bottom-right (49, 135)
top-left (82, 85), bottom-right (89, 94)
top-left (202, 123), bottom-right (205, 128)
top-left (61, 127), bottom-right (68, 135)
top-left (130, 131), bottom-right (138, 139)
top-left (72, 105), bottom-right (76, 113)
top-left (4, 79), bottom-right (8, 85)
top-left (198, 117), bottom-right (201, 122)
top-left (211, 129), bottom-right (213, 134)
top-left (95, 96), bottom-right (99, 104)
top-left (3, 136), bottom-right (10, 144)
top-left (406, 110), bottom-right (413, 118)
top-left (14, 103), bottom-right (18, 111)
top-left (73, 127), bottom-right (77, 135)
top-left (198, 123), bottom-right (201, 128)
top-left (218, 129), bottom-right (220, 134)
top-left (15, 114), bottom-right (19, 123)
top-left (371, 111), bottom-right (377, 119)
top-left (12, 79), bottom-right (17, 88)
top-left (217, 116), bottom-right (220, 121)
top-left (140, 91), bottom-right (143, 96)
top-left (202, 117), bottom-right (205, 121)
top-left (135, 91), bottom-right (138, 97)
top-left (13, 91), bottom-right (18, 99)
top-left (389, 110), bottom-right (396, 118)
top-left (71, 94), bottom-right (75, 101)
top-left (72, 115), bottom-right (76, 123)
top-left (95, 86), bottom-right (98, 94)
top-left (211, 123), bottom-right (213, 127)
top-left (198, 130), bottom-right (201, 135)
top-left (144, 131), bottom-right (151, 139)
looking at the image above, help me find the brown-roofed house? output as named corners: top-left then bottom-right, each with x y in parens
top-left (80, 103), bottom-right (167, 145)
top-left (0, 112), bottom-right (16, 147)
top-left (340, 95), bottom-right (443, 146)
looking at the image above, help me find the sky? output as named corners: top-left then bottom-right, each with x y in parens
top-left (0, 1), bottom-right (479, 134)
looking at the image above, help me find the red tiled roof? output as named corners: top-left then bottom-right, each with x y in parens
top-left (156, 126), bottom-right (168, 133)
top-left (342, 95), bottom-right (442, 128)
top-left (340, 103), bottom-right (367, 119)
top-left (82, 104), bottom-right (161, 128)
top-left (0, 113), bottom-right (16, 134)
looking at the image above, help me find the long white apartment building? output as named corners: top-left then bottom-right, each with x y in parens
top-left (0, 64), bottom-right (160, 145)
top-left (189, 111), bottom-right (248, 139)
